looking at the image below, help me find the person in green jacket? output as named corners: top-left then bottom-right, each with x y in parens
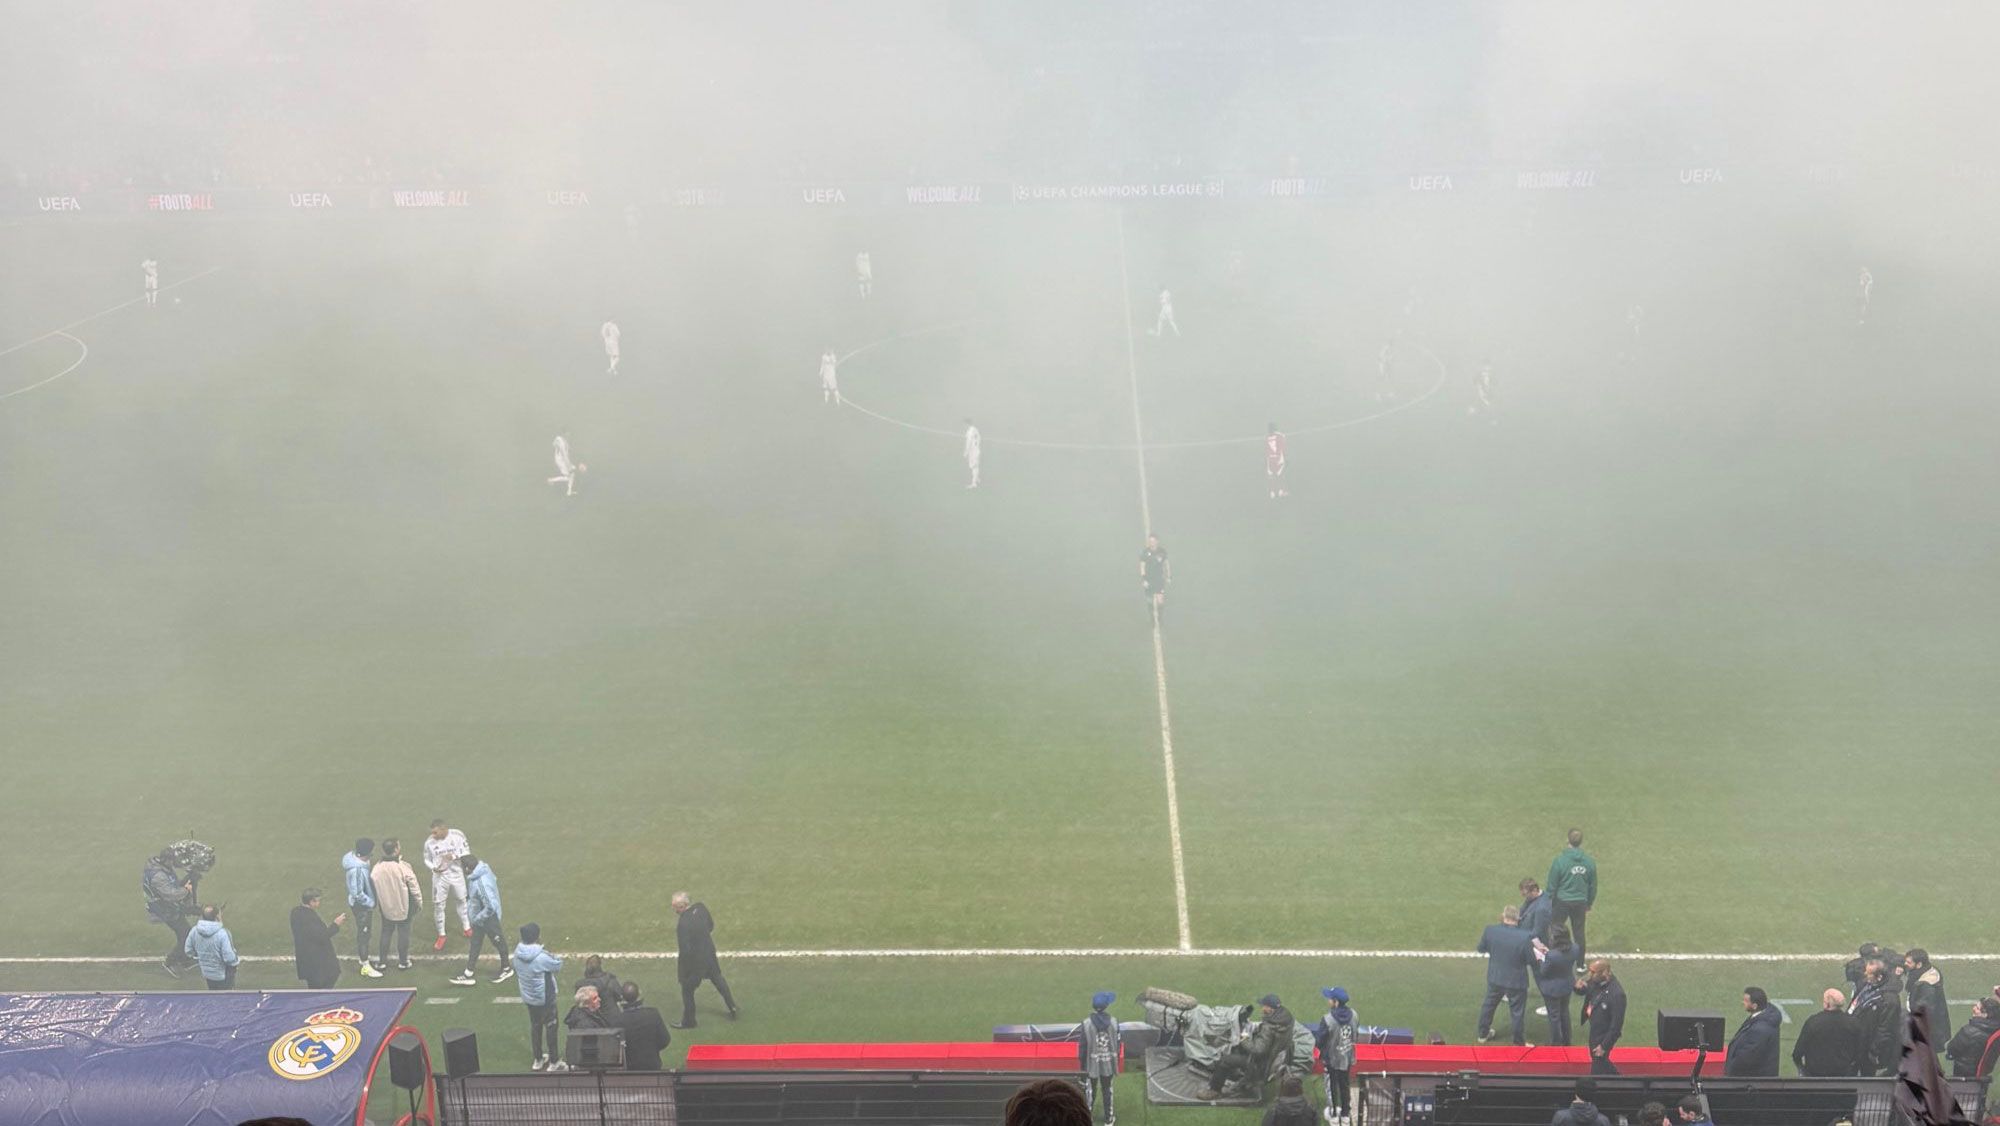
top-left (1547, 829), bottom-right (1598, 964)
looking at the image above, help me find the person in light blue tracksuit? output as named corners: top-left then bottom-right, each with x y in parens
top-left (343, 838), bottom-right (379, 975)
top-left (513, 922), bottom-right (565, 1068)
top-left (451, 854), bottom-right (512, 985)
top-left (184, 905), bottom-right (240, 990)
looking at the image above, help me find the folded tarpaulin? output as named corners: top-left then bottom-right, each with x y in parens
top-left (0, 990), bottom-right (416, 1126)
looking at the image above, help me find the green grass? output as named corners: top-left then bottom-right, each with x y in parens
top-left (2, 200), bottom-right (1999, 1097)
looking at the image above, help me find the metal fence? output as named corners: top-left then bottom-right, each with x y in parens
top-left (438, 1069), bottom-right (1072, 1126)
top-left (1358, 1072), bottom-right (1989, 1126)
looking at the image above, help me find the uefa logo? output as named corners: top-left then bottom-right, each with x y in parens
top-left (268, 1007), bottom-right (366, 1081)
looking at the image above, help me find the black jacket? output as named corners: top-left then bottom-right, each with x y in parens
top-left (1792, 1008), bottom-right (1862, 1077)
top-left (615, 1004), bottom-right (673, 1071)
top-left (676, 903), bottom-right (720, 983)
top-left (290, 905), bottom-right (342, 987)
top-left (1907, 967), bottom-right (1952, 1046)
top-left (1582, 977), bottom-right (1627, 1053)
top-left (1536, 947), bottom-right (1578, 999)
top-left (1261, 1095), bottom-right (1317, 1126)
top-left (1724, 1006), bottom-right (1781, 1077)
top-left (1944, 1013), bottom-right (2000, 1078)
top-left (580, 970), bottom-right (624, 1011)
top-left (1850, 984), bottom-right (1903, 1076)
top-left (1550, 1099), bottom-right (1611, 1126)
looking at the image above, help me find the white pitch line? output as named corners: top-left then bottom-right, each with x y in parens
top-left (10, 948), bottom-right (2000, 966)
top-left (1115, 207), bottom-right (1192, 954)
top-left (0, 330), bottom-right (88, 402)
top-left (0, 266), bottom-right (222, 361)
top-left (424, 996), bottom-right (462, 1005)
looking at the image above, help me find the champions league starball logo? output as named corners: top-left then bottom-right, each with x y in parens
top-left (267, 1007), bottom-right (365, 1080)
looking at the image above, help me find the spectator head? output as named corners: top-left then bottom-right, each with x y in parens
top-left (430, 820), bottom-right (448, 838)
top-left (1905, 948), bottom-right (1930, 972)
top-left (1279, 1076), bottom-right (1303, 1098)
top-left (201, 904), bottom-right (220, 921)
top-left (354, 838), bottom-right (373, 857)
top-left (1858, 942), bottom-right (1883, 959)
top-left (1323, 987), bottom-right (1349, 1006)
top-left (459, 854), bottom-right (477, 875)
top-left (1586, 959), bottom-right (1612, 983)
top-left (1501, 904), bottom-right (1521, 924)
top-left (1568, 828), bottom-right (1584, 847)
top-left (519, 922), bottom-right (540, 944)
top-left (1002, 1078), bottom-right (1092, 1126)
top-left (576, 985), bottom-right (600, 1010)
top-left (1550, 926), bottom-right (1573, 950)
top-left (380, 838), bottom-right (400, 859)
top-left (1744, 987), bottom-right (1768, 1011)
top-left (301, 888), bottom-right (322, 907)
top-left (622, 982), bottom-right (643, 1007)
top-left (585, 955), bottom-right (603, 974)
top-left (1092, 991), bottom-right (1115, 1011)
top-left (1259, 994), bottom-right (1281, 1014)
top-left (1864, 959), bottom-right (1887, 984)
top-left (671, 892), bottom-right (691, 913)
top-left (1573, 1079), bottom-right (1597, 1102)
top-left (155, 848), bottom-right (178, 866)
top-left (1520, 878), bottom-right (1540, 897)
top-left (1635, 1102), bottom-right (1668, 1126)
top-left (1677, 1094), bottom-right (1706, 1121)
top-left (1822, 988), bottom-right (1845, 1010)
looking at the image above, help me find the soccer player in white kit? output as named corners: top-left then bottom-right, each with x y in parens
top-left (1856, 266), bottom-right (1873, 325)
top-left (819, 349), bottom-right (841, 406)
top-left (1469, 359), bottom-right (1496, 422)
top-left (601, 320), bottom-right (621, 374)
top-left (1375, 339), bottom-right (1397, 401)
top-left (549, 432), bottom-right (585, 496)
top-left (423, 820), bottom-right (472, 950)
top-left (855, 251), bottom-right (873, 298)
top-left (963, 419), bottom-right (981, 489)
top-left (1265, 424), bottom-right (1288, 499)
top-left (1149, 288), bottom-right (1179, 337)
top-left (142, 259), bottom-right (159, 308)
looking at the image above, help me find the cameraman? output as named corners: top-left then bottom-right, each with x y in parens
top-left (143, 848), bottom-right (197, 976)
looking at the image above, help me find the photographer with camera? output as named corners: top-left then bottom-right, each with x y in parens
top-left (143, 848), bottom-right (197, 976)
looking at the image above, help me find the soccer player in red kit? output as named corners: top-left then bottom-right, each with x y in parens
top-left (1266, 424), bottom-right (1288, 499)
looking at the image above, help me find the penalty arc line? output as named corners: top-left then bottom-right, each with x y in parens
top-left (11, 949), bottom-right (2000, 966)
top-left (0, 331), bottom-right (88, 402)
top-left (0, 266), bottom-right (223, 361)
top-left (1115, 206), bottom-right (1192, 954)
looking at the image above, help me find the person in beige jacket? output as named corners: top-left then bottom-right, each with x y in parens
top-left (370, 838), bottom-right (425, 972)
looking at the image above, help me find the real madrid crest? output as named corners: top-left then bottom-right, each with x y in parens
top-left (268, 1006), bottom-right (366, 1080)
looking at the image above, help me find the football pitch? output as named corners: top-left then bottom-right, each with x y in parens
top-left (3, 196), bottom-right (1999, 1087)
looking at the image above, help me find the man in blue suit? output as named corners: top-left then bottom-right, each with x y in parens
top-left (1477, 904), bottom-right (1536, 1046)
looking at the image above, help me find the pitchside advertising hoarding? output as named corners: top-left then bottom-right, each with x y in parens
top-left (5, 163), bottom-right (1991, 216)
top-left (0, 989), bottom-right (422, 1126)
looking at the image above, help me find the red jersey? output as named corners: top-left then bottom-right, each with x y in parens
top-left (1265, 431), bottom-right (1286, 468)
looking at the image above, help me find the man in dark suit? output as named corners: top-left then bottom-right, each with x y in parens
top-left (1476, 904), bottom-right (1536, 1045)
top-left (672, 891), bottom-right (738, 1029)
top-left (290, 888), bottom-right (347, 989)
top-left (1723, 987), bottom-right (1781, 1076)
top-left (614, 982), bottom-right (673, 1070)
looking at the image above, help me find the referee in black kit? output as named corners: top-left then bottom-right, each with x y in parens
top-left (1140, 533), bottom-right (1171, 624)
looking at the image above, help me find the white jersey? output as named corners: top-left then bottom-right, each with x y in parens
top-left (1858, 271), bottom-right (1873, 299)
top-left (142, 259), bottom-right (158, 288)
top-left (1158, 289), bottom-right (1173, 314)
top-left (552, 435), bottom-right (574, 476)
top-left (855, 252), bottom-right (872, 281)
top-left (964, 425), bottom-right (981, 465)
top-left (601, 321), bottom-right (620, 352)
top-left (423, 829), bottom-right (470, 875)
top-left (819, 352), bottom-right (839, 388)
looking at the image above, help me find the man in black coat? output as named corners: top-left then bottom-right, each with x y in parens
top-left (1905, 949), bottom-right (1952, 1047)
top-left (1793, 989), bottom-right (1862, 1076)
top-left (1579, 959), bottom-right (1626, 1075)
top-left (1945, 996), bottom-right (2000, 1078)
top-left (672, 891), bottom-right (738, 1028)
top-left (1476, 905), bottom-right (1536, 1046)
top-left (614, 982), bottom-right (673, 1071)
top-left (290, 888), bottom-right (347, 989)
top-left (1723, 987), bottom-right (1780, 1076)
top-left (1849, 960), bottom-right (1903, 1077)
